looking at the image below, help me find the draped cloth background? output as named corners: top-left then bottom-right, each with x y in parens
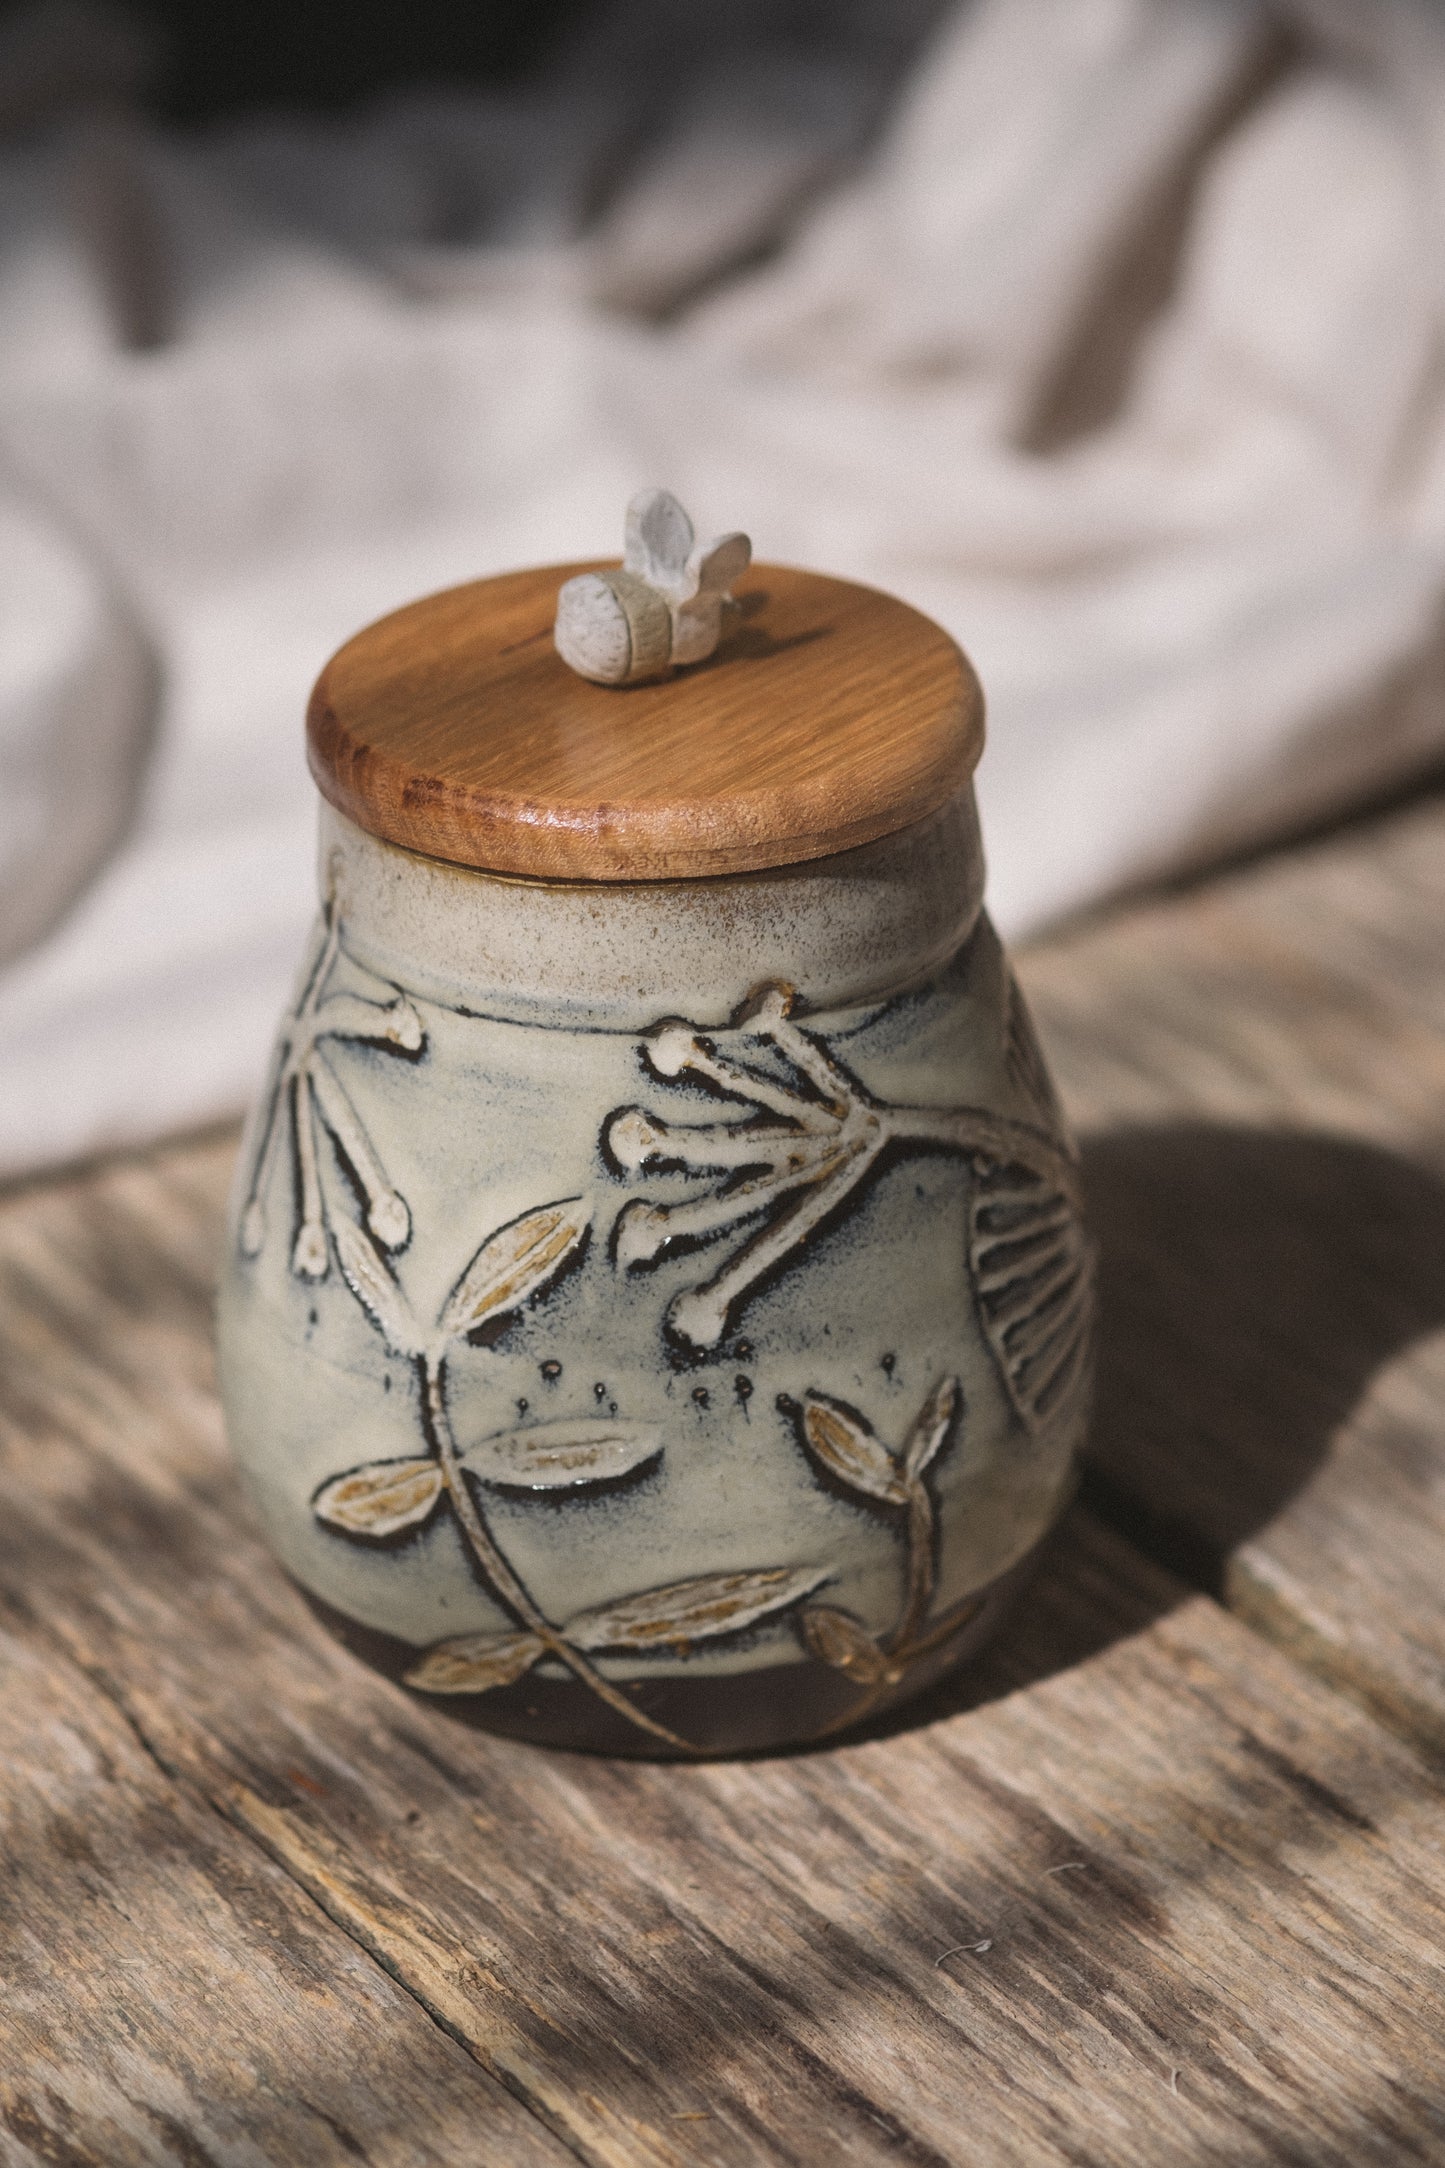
top-left (3, 0), bottom-right (1444, 1175)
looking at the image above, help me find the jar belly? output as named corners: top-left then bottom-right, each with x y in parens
top-left (217, 892), bottom-right (1090, 1757)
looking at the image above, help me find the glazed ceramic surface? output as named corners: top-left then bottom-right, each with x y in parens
top-left (217, 788), bottom-right (1090, 1756)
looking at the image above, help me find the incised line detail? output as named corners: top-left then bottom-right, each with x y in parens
top-left (606, 981), bottom-right (1091, 1427)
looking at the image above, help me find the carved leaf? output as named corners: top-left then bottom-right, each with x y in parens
top-left (970, 1166), bottom-right (1093, 1431)
top-left (799, 1396), bottom-right (908, 1505)
top-left (902, 1376), bottom-right (961, 1482)
top-left (312, 1457), bottom-right (444, 1537)
top-left (800, 1605), bottom-right (899, 1684)
top-left (569, 1564), bottom-right (830, 1654)
top-left (464, 1419), bottom-right (662, 1491)
top-left (332, 1216), bottom-right (423, 1356)
top-left (404, 1631), bottom-right (545, 1695)
top-left (439, 1199), bottom-right (590, 1342)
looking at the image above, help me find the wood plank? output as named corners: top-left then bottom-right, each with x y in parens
top-left (1018, 789), bottom-right (1445, 1756)
top-left (0, 1580), bottom-right (570, 2166)
top-left (5, 1139), bottom-right (1445, 2163)
top-left (306, 561), bottom-right (980, 879)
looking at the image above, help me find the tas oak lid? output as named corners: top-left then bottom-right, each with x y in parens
top-left (306, 560), bottom-right (983, 883)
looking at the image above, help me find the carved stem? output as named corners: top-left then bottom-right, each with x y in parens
top-left (244, 904), bottom-right (342, 1257)
top-left (892, 1480), bottom-right (936, 1657)
top-left (291, 1073), bottom-right (328, 1278)
top-left (884, 1104), bottom-right (1081, 1203)
top-left (894, 1590), bottom-right (984, 1665)
top-left (810, 1479), bottom-right (944, 1745)
top-left (309, 1050), bottom-right (406, 1238)
top-left (671, 1041), bottom-right (839, 1129)
top-left (239, 1068), bottom-right (287, 1245)
top-left (668, 1133), bottom-right (887, 1348)
top-left (423, 1358), bottom-right (695, 1754)
top-left (297, 901), bottom-right (342, 1021)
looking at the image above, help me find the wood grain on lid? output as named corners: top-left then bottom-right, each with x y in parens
top-left (306, 560), bottom-right (982, 881)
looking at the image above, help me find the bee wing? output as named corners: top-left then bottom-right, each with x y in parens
top-left (689, 530), bottom-right (751, 597)
top-left (624, 487), bottom-right (694, 587)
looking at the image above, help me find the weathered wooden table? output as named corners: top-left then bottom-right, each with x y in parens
top-left (5, 787), bottom-right (1445, 2166)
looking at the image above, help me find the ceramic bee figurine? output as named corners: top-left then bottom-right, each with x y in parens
top-left (554, 488), bottom-right (751, 684)
top-left (218, 507), bottom-right (1093, 1758)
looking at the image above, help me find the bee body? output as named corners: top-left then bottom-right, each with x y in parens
top-left (554, 490), bottom-right (751, 687)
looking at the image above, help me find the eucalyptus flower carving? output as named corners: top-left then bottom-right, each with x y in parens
top-left (239, 888), bottom-right (423, 1279)
top-left (605, 982), bottom-right (1091, 1427)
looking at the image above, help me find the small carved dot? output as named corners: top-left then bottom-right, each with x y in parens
top-left (734, 1375), bottom-right (753, 1405)
top-left (692, 1387), bottom-right (710, 1408)
top-left (541, 1360), bottom-right (562, 1382)
top-left (594, 1382), bottom-right (607, 1401)
top-left (735, 1340), bottom-right (753, 1360)
top-left (517, 1397), bottom-right (529, 1415)
top-left (880, 1352), bottom-right (896, 1377)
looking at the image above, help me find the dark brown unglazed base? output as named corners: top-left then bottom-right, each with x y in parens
top-left (298, 1533), bottom-right (1050, 1759)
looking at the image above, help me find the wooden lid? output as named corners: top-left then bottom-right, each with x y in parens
top-left (306, 560), bottom-right (982, 882)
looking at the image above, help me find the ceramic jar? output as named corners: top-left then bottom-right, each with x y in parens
top-left (216, 548), bottom-right (1091, 1757)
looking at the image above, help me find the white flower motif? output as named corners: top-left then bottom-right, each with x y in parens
top-left (605, 981), bottom-right (1088, 1406)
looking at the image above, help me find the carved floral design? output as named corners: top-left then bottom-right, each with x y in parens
top-left (605, 982), bottom-right (1091, 1426)
top-left (787, 1378), bottom-right (980, 1714)
top-left (239, 887), bottom-right (423, 1279)
top-left (313, 1190), bottom-right (832, 1755)
top-left (238, 898), bottom-right (1087, 1750)
top-left (408, 1564), bottom-right (831, 1701)
top-left (968, 1164), bottom-right (1093, 1429)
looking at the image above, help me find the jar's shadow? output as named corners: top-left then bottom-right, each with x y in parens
top-left (833, 1120), bottom-right (1445, 1749)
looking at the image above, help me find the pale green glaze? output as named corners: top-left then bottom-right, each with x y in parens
top-left (216, 789), bottom-right (1090, 1753)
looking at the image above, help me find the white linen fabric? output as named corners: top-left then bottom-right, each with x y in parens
top-left (3, 0), bottom-right (1445, 1176)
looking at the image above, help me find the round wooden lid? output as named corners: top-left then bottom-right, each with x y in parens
top-left (306, 560), bottom-right (982, 882)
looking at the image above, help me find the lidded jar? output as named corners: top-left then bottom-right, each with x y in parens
top-left (217, 506), bottom-right (1092, 1758)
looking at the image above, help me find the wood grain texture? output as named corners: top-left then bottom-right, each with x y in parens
top-left (0, 1628), bottom-right (572, 2168)
top-left (306, 562), bottom-right (981, 880)
top-left (5, 1117), bottom-right (1445, 2162)
top-left (1019, 789), bottom-right (1445, 1760)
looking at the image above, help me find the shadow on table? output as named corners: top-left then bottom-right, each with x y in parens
top-left (851, 1119), bottom-right (1445, 1742)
